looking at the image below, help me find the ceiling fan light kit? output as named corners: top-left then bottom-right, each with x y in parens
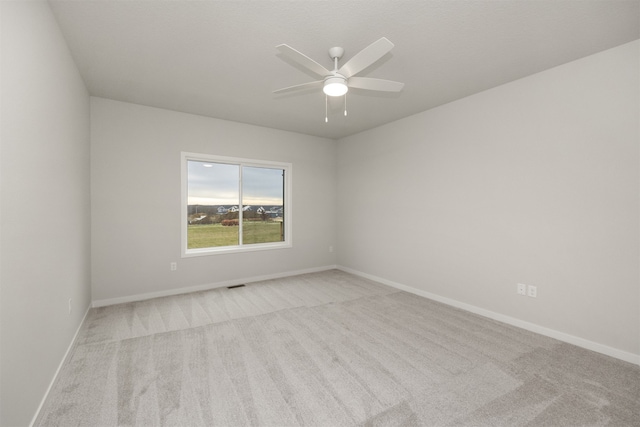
top-left (323, 76), bottom-right (348, 97)
top-left (274, 37), bottom-right (404, 121)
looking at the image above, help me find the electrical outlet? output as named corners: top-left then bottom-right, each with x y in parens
top-left (527, 285), bottom-right (537, 298)
top-left (517, 283), bottom-right (526, 295)
top-left (170, 262), bottom-right (177, 271)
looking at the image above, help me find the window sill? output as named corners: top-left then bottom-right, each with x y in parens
top-left (182, 241), bottom-right (292, 258)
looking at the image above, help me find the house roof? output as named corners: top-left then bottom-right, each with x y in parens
top-left (49, 0), bottom-right (639, 140)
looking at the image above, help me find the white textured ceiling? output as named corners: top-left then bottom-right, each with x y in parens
top-left (49, 0), bottom-right (639, 140)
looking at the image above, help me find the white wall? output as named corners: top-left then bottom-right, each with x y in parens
top-left (90, 98), bottom-right (337, 303)
top-left (0, 2), bottom-right (91, 425)
top-left (337, 41), bottom-right (639, 360)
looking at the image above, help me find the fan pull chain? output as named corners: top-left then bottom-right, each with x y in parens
top-left (344, 93), bottom-right (347, 117)
top-left (325, 95), bottom-right (328, 123)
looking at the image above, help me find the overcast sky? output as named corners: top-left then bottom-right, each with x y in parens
top-left (187, 161), bottom-right (283, 206)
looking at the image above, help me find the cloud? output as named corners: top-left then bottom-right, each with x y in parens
top-left (187, 161), bottom-right (283, 206)
top-left (242, 166), bottom-right (283, 205)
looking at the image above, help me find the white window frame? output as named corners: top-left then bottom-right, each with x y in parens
top-left (181, 152), bottom-right (292, 257)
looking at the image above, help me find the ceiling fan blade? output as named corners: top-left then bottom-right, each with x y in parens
top-left (273, 80), bottom-right (323, 94)
top-left (276, 44), bottom-right (331, 78)
top-left (338, 37), bottom-right (394, 78)
top-left (348, 77), bottom-right (404, 92)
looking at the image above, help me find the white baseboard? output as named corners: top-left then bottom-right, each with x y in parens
top-left (29, 305), bottom-right (91, 427)
top-left (337, 265), bottom-right (640, 366)
top-left (92, 265), bottom-right (338, 308)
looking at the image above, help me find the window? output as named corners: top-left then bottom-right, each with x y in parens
top-left (181, 152), bottom-right (292, 256)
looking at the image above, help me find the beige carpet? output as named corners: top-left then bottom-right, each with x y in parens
top-left (36, 270), bottom-right (640, 426)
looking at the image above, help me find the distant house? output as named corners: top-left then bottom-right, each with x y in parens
top-left (229, 206), bottom-right (239, 212)
top-left (189, 214), bottom-right (207, 224)
top-left (217, 206), bottom-right (229, 214)
top-left (243, 205), bottom-right (252, 211)
top-left (256, 206), bottom-right (265, 214)
top-left (262, 206), bottom-right (282, 217)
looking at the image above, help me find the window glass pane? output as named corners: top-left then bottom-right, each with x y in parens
top-left (187, 160), bottom-right (239, 248)
top-left (242, 166), bottom-right (284, 245)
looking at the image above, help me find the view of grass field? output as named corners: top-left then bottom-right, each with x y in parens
top-left (187, 221), bottom-right (283, 249)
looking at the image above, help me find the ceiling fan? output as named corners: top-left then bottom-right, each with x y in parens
top-left (273, 37), bottom-right (404, 114)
